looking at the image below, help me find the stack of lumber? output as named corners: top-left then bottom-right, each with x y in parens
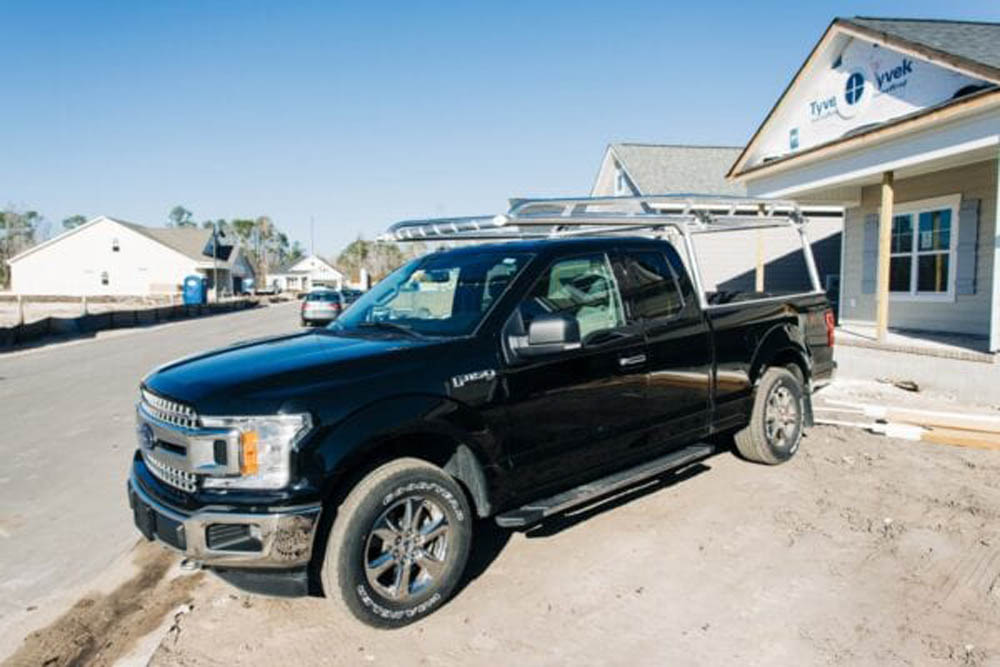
top-left (814, 399), bottom-right (1000, 451)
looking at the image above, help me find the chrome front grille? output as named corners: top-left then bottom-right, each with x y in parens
top-left (143, 450), bottom-right (199, 493)
top-left (140, 388), bottom-right (199, 429)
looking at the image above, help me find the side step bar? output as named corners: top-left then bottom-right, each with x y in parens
top-left (495, 444), bottom-right (715, 528)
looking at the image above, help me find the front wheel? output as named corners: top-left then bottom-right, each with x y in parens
top-left (734, 367), bottom-right (805, 465)
top-left (320, 458), bottom-right (473, 628)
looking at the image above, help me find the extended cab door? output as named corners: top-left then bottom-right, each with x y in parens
top-left (619, 245), bottom-right (713, 449)
top-left (500, 251), bottom-right (649, 497)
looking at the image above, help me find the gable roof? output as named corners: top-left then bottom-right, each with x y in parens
top-left (728, 16), bottom-right (1000, 179)
top-left (605, 143), bottom-right (747, 196)
top-left (7, 215), bottom-right (238, 266)
top-left (112, 220), bottom-right (225, 262)
top-left (848, 17), bottom-right (1000, 76)
top-left (273, 254), bottom-right (343, 276)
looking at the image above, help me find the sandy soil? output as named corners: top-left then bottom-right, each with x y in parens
top-left (10, 423), bottom-right (995, 666)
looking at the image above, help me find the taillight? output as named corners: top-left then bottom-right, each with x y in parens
top-left (824, 309), bottom-right (835, 346)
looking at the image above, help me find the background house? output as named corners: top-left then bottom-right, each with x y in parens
top-left (591, 143), bottom-right (844, 309)
top-left (6, 216), bottom-right (254, 297)
top-left (269, 254), bottom-right (345, 292)
top-left (727, 17), bottom-right (1000, 352)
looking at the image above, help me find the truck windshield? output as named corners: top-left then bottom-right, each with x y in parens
top-left (330, 251), bottom-right (532, 338)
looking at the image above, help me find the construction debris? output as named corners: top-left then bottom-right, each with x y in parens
top-left (876, 377), bottom-right (920, 392)
top-left (814, 398), bottom-right (1000, 451)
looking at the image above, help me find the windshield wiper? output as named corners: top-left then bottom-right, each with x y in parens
top-left (355, 321), bottom-right (428, 339)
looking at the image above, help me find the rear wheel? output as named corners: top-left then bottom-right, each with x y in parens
top-left (734, 367), bottom-right (805, 465)
top-left (320, 458), bottom-right (473, 628)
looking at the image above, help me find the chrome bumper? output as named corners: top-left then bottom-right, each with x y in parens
top-left (127, 471), bottom-right (322, 568)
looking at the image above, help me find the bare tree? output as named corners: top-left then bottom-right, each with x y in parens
top-left (1, 208), bottom-right (43, 287)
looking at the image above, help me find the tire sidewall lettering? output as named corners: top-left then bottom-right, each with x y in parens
top-left (381, 480), bottom-right (465, 522)
top-left (353, 476), bottom-right (467, 621)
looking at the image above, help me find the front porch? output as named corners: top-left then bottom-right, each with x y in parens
top-left (837, 322), bottom-right (994, 361)
top-left (833, 323), bottom-right (999, 404)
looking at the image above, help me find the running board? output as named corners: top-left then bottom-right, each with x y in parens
top-left (495, 444), bottom-right (715, 528)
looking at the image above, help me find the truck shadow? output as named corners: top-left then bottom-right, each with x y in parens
top-left (522, 462), bottom-right (711, 539)
top-left (454, 457), bottom-right (717, 598)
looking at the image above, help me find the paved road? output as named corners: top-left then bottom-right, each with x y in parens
top-left (0, 302), bottom-right (300, 654)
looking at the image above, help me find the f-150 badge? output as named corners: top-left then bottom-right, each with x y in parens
top-left (451, 369), bottom-right (497, 389)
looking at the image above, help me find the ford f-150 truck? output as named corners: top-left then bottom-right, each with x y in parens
top-left (128, 195), bottom-right (836, 627)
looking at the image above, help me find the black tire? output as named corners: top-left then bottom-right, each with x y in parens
top-left (734, 367), bottom-right (805, 465)
top-left (320, 458), bottom-right (473, 628)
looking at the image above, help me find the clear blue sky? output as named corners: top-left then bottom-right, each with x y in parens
top-left (3, 1), bottom-right (998, 255)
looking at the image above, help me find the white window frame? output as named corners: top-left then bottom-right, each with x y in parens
top-left (884, 194), bottom-right (961, 303)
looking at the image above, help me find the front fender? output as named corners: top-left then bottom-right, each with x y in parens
top-left (300, 393), bottom-right (503, 513)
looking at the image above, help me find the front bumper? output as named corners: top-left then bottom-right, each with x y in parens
top-left (127, 471), bottom-right (322, 568)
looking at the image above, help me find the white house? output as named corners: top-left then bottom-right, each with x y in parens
top-left (7, 216), bottom-right (255, 297)
top-left (269, 254), bottom-right (345, 292)
top-left (727, 17), bottom-right (1000, 350)
top-left (590, 143), bottom-right (845, 308)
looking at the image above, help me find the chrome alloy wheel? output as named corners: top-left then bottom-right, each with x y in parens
top-left (363, 496), bottom-right (450, 602)
top-left (764, 385), bottom-right (800, 448)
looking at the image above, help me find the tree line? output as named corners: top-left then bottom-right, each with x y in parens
top-left (1, 203), bottom-right (429, 290)
top-left (165, 205), bottom-right (306, 285)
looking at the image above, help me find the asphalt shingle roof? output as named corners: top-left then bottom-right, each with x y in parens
top-left (847, 17), bottom-right (1000, 72)
top-left (611, 144), bottom-right (747, 196)
top-left (112, 219), bottom-right (234, 264)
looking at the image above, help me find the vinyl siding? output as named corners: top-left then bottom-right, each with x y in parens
top-left (840, 159), bottom-right (997, 336)
top-left (9, 218), bottom-right (200, 296)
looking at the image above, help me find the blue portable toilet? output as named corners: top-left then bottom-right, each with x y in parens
top-left (183, 275), bottom-right (207, 305)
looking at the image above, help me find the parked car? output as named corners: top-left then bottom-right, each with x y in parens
top-left (341, 288), bottom-right (364, 305)
top-left (300, 289), bottom-right (343, 325)
top-left (128, 203), bottom-right (834, 628)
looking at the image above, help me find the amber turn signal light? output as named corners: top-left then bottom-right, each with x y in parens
top-left (240, 431), bottom-right (259, 475)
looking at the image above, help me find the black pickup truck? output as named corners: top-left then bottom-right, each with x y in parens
top-left (128, 234), bottom-right (834, 627)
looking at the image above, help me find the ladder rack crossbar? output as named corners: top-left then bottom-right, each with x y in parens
top-left (378, 194), bottom-right (840, 243)
top-left (377, 193), bottom-right (835, 311)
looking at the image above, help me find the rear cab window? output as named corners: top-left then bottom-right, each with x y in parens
top-left (620, 250), bottom-right (684, 320)
top-left (307, 292), bottom-right (341, 302)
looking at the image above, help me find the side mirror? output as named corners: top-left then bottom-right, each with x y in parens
top-left (518, 313), bottom-right (581, 357)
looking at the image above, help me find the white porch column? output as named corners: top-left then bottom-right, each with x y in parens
top-left (991, 151), bottom-right (1000, 353)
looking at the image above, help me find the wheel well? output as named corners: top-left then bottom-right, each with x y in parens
top-left (322, 432), bottom-right (493, 519)
top-left (307, 432), bottom-right (492, 597)
top-left (757, 348), bottom-right (808, 385)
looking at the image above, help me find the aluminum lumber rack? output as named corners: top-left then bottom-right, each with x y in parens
top-left (379, 194), bottom-right (842, 306)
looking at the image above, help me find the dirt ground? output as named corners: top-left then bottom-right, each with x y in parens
top-left (9, 421), bottom-right (999, 667)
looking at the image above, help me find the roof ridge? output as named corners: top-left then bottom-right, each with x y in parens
top-left (851, 16), bottom-right (1000, 27)
top-left (613, 142), bottom-right (744, 150)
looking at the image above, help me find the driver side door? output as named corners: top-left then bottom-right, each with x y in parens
top-left (500, 251), bottom-right (650, 499)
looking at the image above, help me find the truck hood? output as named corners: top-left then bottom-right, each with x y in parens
top-left (143, 330), bottom-right (435, 413)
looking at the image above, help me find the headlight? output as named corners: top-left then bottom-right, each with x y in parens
top-left (200, 413), bottom-right (312, 490)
